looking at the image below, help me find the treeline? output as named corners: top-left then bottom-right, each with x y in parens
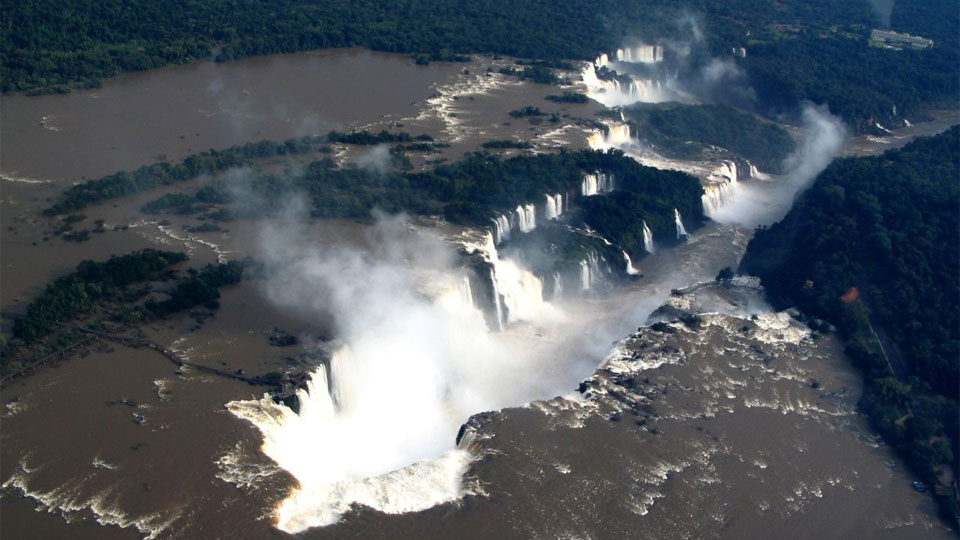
top-left (143, 261), bottom-right (246, 316)
top-left (4, 0), bottom-right (957, 132)
top-left (45, 130), bottom-right (432, 215)
top-left (151, 149), bottom-right (703, 255)
top-left (740, 127), bottom-right (959, 522)
top-left (621, 103), bottom-right (795, 172)
top-left (45, 135), bottom-right (331, 215)
top-left (11, 250), bottom-right (188, 343)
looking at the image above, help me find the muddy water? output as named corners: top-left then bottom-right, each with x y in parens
top-left (1, 46), bottom-right (955, 540)
top-left (1, 48), bottom-right (463, 183)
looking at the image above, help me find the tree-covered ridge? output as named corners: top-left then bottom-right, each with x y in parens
top-left (11, 250), bottom-right (188, 343)
top-left (740, 126), bottom-right (959, 521)
top-left (620, 103), bottom-right (795, 172)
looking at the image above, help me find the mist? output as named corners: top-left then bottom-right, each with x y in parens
top-left (706, 103), bottom-right (847, 228)
top-left (869, 0), bottom-right (895, 27)
top-left (226, 212), bottom-right (604, 531)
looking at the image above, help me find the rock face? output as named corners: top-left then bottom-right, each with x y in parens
top-left (444, 281), bottom-right (947, 539)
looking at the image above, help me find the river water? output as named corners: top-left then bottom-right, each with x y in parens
top-left (1, 48), bottom-right (954, 540)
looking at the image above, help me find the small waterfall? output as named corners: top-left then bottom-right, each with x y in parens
top-left (491, 214), bottom-right (512, 244)
top-left (552, 272), bottom-right (563, 300)
top-left (490, 268), bottom-right (505, 331)
top-left (642, 221), bottom-right (656, 254)
top-left (586, 131), bottom-right (605, 149)
top-left (623, 251), bottom-right (640, 275)
top-left (544, 193), bottom-right (563, 220)
top-left (701, 160), bottom-right (741, 218)
top-left (594, 53), bottom-right (609, 69)
top-left (674, 208), bottom-right (689, 239)
top-left (580, 252), bottom-right (602, 290)
top-left (581, 172), bottom-right (614, 196)
top-left (582, 64), bottom-right (668, 107)
top-left (515, 204), bottom-right (536, 233)
top-left (606, 123), bottom-right (631, 146)
top-left (618, 45), bottom-right (663, 64)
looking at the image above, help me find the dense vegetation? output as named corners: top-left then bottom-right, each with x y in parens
top-left (741, 127), bottom-right (959, 522)
top-left (11, 250), bottom-right (188, 343)
top-left (44, 136), bottom-right (330, 215)
top-left (232, 149), bottom-right (703, 241)
top-left (4, 0), bottom-right (955, 130)
top-left (621, 103), bottom-right (795, 172)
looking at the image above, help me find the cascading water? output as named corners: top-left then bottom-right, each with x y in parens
top-left (642, 221), bottom-right (656, 254)
top-left (581, 172), bottom-right (614, 196)
top-left (617, 45), bottom-right (664, 64)
top-left (516, 204), bottom-right (537, 233)
top-left (579, 252), bottom-right (603, 290)
top-left (581, 64), bottom-right (669, 107)
top-left (491, 214), bottom-right (512, 245)
top-left (544, 193), bottom-right (563, 220)
top-left (552, 272), bottom-right (563, 300)
top-left (467, 232), bottom-right (556, 326)
top-left (674, 208), bottom-right (689, 239)
top-left (622, 251), bottom-right (640, 275)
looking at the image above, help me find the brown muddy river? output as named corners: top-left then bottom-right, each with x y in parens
top-left (1, 46), bottom-right (955, 540)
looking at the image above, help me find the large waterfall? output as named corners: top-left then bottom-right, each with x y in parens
top-left (581, 64), bottom-right (668, 107)
top-left (642, 221), bottom-right (656, 254)
top-left (674, 208), bottom-right (689, 239)
top-left (581, 172), bottom-right (614, 196)
top-left (468, 232), bottom-right (557, 328)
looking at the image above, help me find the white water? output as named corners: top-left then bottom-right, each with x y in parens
top-left (623, 251), bottom-right (640, 275)
top-left (617, 45), bottom-right (664, 64)
top-left (491, 214), bottom-right (512, 245)
top-left (581, 172), bottom-right (614, 196)
top-left (674, 208), bottom-right (689, 239)
top-left (581, 64), bottom-right (669, 107)
top-left (228, 223), bottom-right (565, 533)
top-left (516, 204), bottom-right (537, 233)
top-left (544, 193), bottom-right (564, 220)
top-left (642, 221), bottom-right (656, 254)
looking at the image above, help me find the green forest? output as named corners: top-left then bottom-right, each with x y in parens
top-left (740, 126), bottom-right (959, 521)
top-left (3, 1), bottom-right (956, 131)
top-left (620, 103), bottom-right (795, 172)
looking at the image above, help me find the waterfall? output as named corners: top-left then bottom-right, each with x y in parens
top-left (586, 131), bottom-right (605, 149)
top-left (581, 172), bottom-right (614, 197)
top-left (674, 208), bottom-right (689, 239)
top-left (552, 272), bottom-right (563, 300)
top-left (594, 53), bottom-right (609, 69)
top-left (491, 214), bottom-right (512, 245)
top-left (437, 276), bottom-right (479, 319)
top-left (544, 193), bottom-right (563, 220)
top-left (622, 251), bottom-right (640, 275)
top-left (642, 221), bottom-right (656, 254)
top-left (701, 160), bottom-right (741, 218)
top-left (515, 204), bottom-right (536, 233)
top-left (582, 64), bottom-right (669, 107)
top-left (618, 45), bottom-right (663, 64)
top-left (580, 252), bottom-right (602, 290)
top-left (606, 123), bottom-right (631, 145)
top-left (465, 233), bottom-right (555, 327)
top-left (490, 268), bottom-right (505, 331)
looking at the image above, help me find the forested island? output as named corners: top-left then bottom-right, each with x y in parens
top-left (619, 103), bottom-right (795, 172)
top-left (3, 0), bottom-right (956, 132)
top-left (741, 126), bottom-right (959, 521)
